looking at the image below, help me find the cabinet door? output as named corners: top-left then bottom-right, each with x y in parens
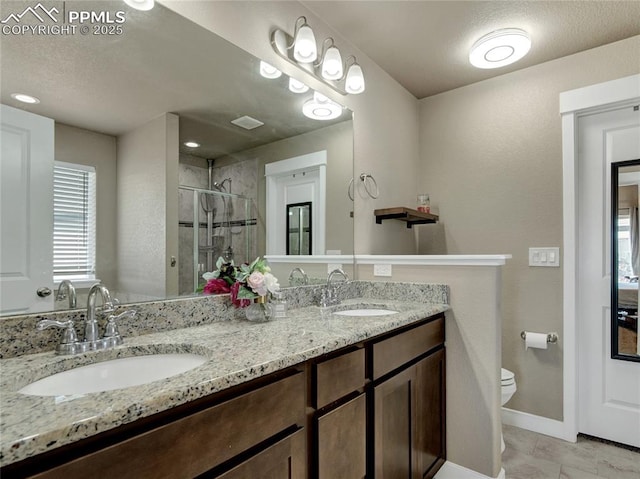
top-left (373, 366), bottom-right (415, 479)
top-left (217, 429), bottom-right (306, 479)
top-left (414, 350), bottom-right (446, 479)
top-left (317, 394), bottom-right (366, 479)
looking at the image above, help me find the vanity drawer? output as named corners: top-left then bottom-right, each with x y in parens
top-left (315, 348), bottom-right (365, 408)
top-left (372, 315), bottom-right (444, 380)
top-left (31, 371), bottom-right (305, 479)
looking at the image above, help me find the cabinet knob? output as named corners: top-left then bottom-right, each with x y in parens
top-left (37, 287), bottom-right (52, 297)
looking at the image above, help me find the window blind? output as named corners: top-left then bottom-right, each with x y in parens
top-left (53, 162), bottom-right (96, 279)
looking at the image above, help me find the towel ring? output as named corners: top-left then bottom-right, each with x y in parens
top-left (360, 173), bottom-right (379, 199)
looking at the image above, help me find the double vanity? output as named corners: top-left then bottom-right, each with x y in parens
top-left (0, 281), bottom-right (449, 478)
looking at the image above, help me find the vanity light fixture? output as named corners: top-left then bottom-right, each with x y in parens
top-left (259, 61), bottom-right (282, 79)
top-left (271, 16), bottom-right (365, 96)
top-left (184, 141), bottom-right (200, 148)
top-left (302, 91), bottom-right (343, 121)
top-left (289, 77), bottom-right (310, 94)
top-left (11, 93), bottom-right (40, 104)
top-left (123, 0), bottom-right (155, 11)
top-left (469, 28), bottom-right (531, 69)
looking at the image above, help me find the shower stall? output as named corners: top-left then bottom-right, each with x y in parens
top-left (178, 184), bottom-right (256, 295)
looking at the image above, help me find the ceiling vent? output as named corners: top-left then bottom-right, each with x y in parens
top-left (231, 115), bottom-right (264, 130)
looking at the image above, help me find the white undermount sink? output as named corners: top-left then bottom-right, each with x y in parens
top-left (18, 353), bottom-right (208, 397)
top-left (334, 308), bottom-right (399, 317)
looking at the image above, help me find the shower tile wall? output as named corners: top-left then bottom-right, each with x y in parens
top-left (178, 156), bottom-right (258, 295)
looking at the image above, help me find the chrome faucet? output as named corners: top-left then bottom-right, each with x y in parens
top-left (85, 283), bottom-right (115, 345)
top-left (321, 269), bottom-right (349, 307)
top-left (37, 283), bottom-right (137, 355)
top-left (55, 280), bottom-right (77, 309)
top-left (288, 267), bottom-right (309, 286)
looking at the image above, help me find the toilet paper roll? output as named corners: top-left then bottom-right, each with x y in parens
top-left (525, 332), bottom-right (548, 350)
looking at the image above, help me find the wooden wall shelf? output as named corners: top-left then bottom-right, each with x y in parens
top-left (374, 207), bottom-right (439, 229)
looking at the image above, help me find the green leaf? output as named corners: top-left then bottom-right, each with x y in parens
top-left (237, 285), bottom-right (257, 299)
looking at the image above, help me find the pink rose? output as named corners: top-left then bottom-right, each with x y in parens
top-left (247, 271), bottom-right (268, 296)
top-left (203, 278), bottom-right (230, 295)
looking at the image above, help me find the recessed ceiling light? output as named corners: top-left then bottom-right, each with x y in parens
top-left (231, 115), bottom-right (265, 130)
top-left (123, 0), bottom-right (154, 11)
top-left (469, 28), bottom-right (531, 69)
top-left (184, 141), bottom-right (200, 148)
top-left (11, 93), bottom-right (40, 104)
top-left (302, 92), bottom-right (342, 121)
top-left (259, 61), bottom-right (282, 79)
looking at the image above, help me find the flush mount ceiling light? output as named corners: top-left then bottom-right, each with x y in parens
top-left (123, 0), bottom-right (154, 11)
top-left (11, 93), bottom-right (40, 104)
top-left (270, 16), bottom-right (365, 96)
top-left (302, 91), bottom-right (343, 121)
top-left (259, 61), bottom-right (282, 79)
top-left (184, 141), bottom-right (200, 148)
top-left (469, 28), bottom-right (531, 69)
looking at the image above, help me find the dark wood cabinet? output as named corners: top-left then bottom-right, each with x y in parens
top-left (371, 316), bottom-right (446, 479)
top-left (317, 394), bottom-right (367, 479)
top-left (5, 313), bottom-right (445, 479)
top-left (217, 430), bottom-right (306, 479)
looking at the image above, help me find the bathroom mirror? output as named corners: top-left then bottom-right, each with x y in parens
top-left (611, 159), bottom-right (640, 362)
top-left (0, 0), bottom-right (354, 316)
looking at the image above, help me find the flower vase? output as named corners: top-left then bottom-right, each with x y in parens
top-left (245, 296), bottom-right (273, 322)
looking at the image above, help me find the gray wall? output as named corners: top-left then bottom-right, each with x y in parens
top-left (418, 36), bottom-right (640, 420)
top-left (117, 113), bottom-right (179, 299)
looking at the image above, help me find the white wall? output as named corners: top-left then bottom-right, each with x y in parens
top-left (117, 113), bottom-right (179, 299)
top-left (418, 36), bottom-right (640, 420)
top-left (54, 123), bottom-right (117, 287)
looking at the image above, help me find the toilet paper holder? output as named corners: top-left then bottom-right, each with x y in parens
top-left (520, 331), bottom-right (559, 344)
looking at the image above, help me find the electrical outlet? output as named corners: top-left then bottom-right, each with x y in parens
top-left (529, 247), bottom-right (560, 267)
top-left (374, 264), bottom-right (392, 277)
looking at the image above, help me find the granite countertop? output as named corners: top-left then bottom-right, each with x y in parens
top-left (0, 298), bottom-right (448, 467)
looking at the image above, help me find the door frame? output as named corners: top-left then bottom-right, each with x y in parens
top-left (265, 151), bottom-right (327, 255)
top-left (561, 74), bottom-right (640, 442)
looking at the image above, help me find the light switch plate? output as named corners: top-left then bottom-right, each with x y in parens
top-left (374, 264), bottom-right (392, 277)
top-left (529, 247), bottom-right (560, 267)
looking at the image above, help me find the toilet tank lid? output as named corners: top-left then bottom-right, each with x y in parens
top-left (501, 368), bottom-right (515, 381)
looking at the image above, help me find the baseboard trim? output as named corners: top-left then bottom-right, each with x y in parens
top-left (502, 407), bottom-right (577, 442)
top-left (434, 461), bottom-right (505, 479)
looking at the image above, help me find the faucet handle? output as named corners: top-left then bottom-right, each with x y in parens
top-left (36, 319), bottom-right (83, 355)
top-left (103, 310), bottom-right (136, 347)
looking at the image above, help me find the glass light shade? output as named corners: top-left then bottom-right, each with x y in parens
top-left (259, 61), bottom-right (282, 79)
top-left (293, 25), bottom-right (317, 63)
top-left (469, 28), bottom-right (531, 69)
top-left (345, 64), bottom-right (365, 94)
top-left (123, 0), bottom-right (155, 11)
top-left (289, 77), bottom-right (309, 93)
top-left (321, 46), bottom-right (343, 80)
top-left (302, 91), bottom-right (342, 120)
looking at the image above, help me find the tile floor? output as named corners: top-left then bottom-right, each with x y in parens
top-left (502, 425), bottom-right (640, 479)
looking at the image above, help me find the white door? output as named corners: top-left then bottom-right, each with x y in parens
top-left (0, 104), bottom-right (54, 315)
top-left (578, 104), bottom-right (640, 447)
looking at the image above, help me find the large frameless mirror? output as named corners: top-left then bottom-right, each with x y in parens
top-left (611, 159), bottom-right (640, 361)
top-left (0, 0), bottom-right (354, 317)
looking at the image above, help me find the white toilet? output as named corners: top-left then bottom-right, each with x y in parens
top-left (500, 368), bottom-right (517, 453)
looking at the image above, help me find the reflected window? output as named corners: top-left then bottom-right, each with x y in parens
top-left (53, 162), bottom-right (96, 281)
